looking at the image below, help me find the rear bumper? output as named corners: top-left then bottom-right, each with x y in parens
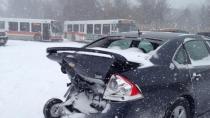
top-left (85, 99), bottom-right (166, 118)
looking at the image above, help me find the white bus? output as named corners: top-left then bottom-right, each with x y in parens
top-left (64, 19), bottom-right (138, 41)
top-left (0, 18), bottom-right (63, 41)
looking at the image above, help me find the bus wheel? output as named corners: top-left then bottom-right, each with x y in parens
top-left (34, 34), bottom-right (42, 41)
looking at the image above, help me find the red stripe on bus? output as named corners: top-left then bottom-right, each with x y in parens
top-left (65, 32), bottom-right (85, 36)
top-left (50, 36), bottom-right (62, 39)
top-left (7, 31), bottom-right (38, 36)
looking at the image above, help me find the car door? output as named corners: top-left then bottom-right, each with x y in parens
top-left (184, 38), bottom-right (210, 114)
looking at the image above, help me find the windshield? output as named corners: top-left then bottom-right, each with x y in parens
top-left (51, 21), bottom-right (63, 34)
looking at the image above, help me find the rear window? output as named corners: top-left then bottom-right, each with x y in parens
top-left (108, 40), bottom-right (132, 49)
top-left (85, 37), bottom-right (160, 53)
top-left (138, 40), bottom-right (154, 53)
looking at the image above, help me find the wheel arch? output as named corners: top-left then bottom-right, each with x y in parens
top-left (181, 94), bottom-right (195, 117)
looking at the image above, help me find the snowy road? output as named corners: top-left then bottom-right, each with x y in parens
top-left (0, 40), bottom-right (84, 118)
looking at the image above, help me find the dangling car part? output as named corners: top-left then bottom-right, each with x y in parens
top-left (43, 47), bottom-right (144, 118)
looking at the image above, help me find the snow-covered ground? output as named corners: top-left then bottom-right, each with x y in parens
top-left (0, 40), bottom-right (85, 118)
top-left (1, 40), bottom-right (210, 118)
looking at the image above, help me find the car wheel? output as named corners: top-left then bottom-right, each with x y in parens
top-left (164, 97), bottom-right (192, 118)
top-left (43, 98), bottom-right (63, 118)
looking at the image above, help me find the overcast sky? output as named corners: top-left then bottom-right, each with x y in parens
top-left (169, 0), bottom-right (206, 8)
top-left (0, 0), bottom-right (207, 9)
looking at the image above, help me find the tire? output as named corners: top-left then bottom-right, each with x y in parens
top-left (164, 97), bottom-right (192, 118)
top-left (43, 98), bottom-right (63, 118)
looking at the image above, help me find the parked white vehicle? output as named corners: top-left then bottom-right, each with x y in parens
top-left (64, 19), bottom-right (138, 41)
top-left (0, 18), bottom-right (63, 42)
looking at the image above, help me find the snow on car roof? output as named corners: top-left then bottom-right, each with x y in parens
top-left (89, 47), bottom-right (154, 67)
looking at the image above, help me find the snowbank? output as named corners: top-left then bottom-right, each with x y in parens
top-left (0, 40), bottom-right (84, 118)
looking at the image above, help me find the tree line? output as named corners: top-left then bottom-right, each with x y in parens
top-left (0, 0), bottom-right (210, 32)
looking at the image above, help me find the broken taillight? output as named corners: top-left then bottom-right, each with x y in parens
top-left (103, 74), bottom-right (144, 102)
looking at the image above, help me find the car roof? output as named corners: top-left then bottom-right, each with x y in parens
top-left (154, 28), bottom-right (189, 34)
top-left (110, 31), bottom-right (195, 42)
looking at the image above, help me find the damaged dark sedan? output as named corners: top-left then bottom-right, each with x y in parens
top-left (43, 32), bottom-right (210, 118)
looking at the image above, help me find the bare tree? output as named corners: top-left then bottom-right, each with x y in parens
top-left (199, 4), bottom-right (210, 31)
top-left (62, 0), bottom-right (101, 20)
top-left (136, 0), bottom-right (170, 29)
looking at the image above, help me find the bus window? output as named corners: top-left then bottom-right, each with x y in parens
top-left (67, 24), bottom-right (73, 32)
top-left (111, 24), bottom-right (117, 32)
top-left (9, 22), bottom-right (18, 31)
top-left (0, 21), bottom-right (5, 29)
top-left (87, 24), bottom-right (93, 34)
top-left (73, 24), bottom-right (79, 32)
top-left (20, 22), bottom-right (30, 32)
top-left (51, 21), bottom-right (63, 34)
top-left (32, 23), bottom-right (41, 32)
top-left (103, 24), bottom-right (110, 34)
top-left (94, 24), bottom-right (101, 34)
top-left (118, 21), bottom-right (137, 32)
top-left (80, 24), bottom-right (84, 32)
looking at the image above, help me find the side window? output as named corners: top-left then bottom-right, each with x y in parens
top-left (138, 40), bottom-right (154, 53)
top-left (0, 21), bottom-right (5, 29)
top-left (67, 24), bottom-right (73, 32)
top-left (31, 23), bottom-right (41, 32)
top-left (174, 46), bottom-right (188, 65)
top-left (20, 22), bottom-right (30, 32)
top-left (73, 24), bottom-right (79, 32)
top-left (94, 24), bottom-right (101, 34)
top-left (185, 40), bottom-right (210, 65)
top-left (103, 24), bottom-right (110, 34)
top-left (9, 22), bottom-right (18, 31)
top-left (87, 24), bottom-right (93, 34)
top-left (80, 24), bottom-right (84, 32)
top-left (108, 40), bottom-right (132, 50)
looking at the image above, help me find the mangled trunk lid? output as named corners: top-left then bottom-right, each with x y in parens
top-left (46, 47), bottom-right (151, 116)
top-left (47, 47), bottom-right (141, 82)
